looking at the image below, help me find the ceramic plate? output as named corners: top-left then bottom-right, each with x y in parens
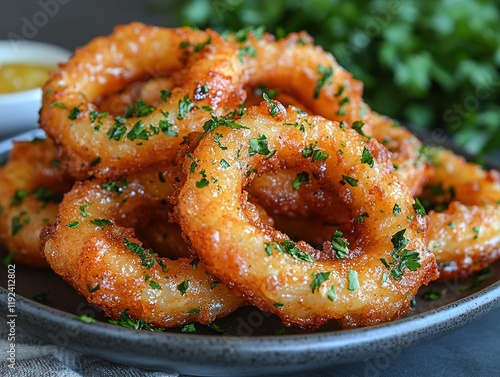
top-left (1, 129), bottom-right (499, 376)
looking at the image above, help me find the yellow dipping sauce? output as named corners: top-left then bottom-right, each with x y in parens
top-left (0, 63), bottom-right (54, 94)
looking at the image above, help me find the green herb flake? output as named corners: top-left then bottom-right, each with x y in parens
top-left (177, 280), bottom-right (189, 295)
top-left (32, 291), bottom-right (49, 304)
top-left (107, 116), bottom-right (127, 141)
top-left (331, 230), bottom-right (349, 259)
top-left (347, 270), bottom-right (360, 291)
top-left (341, 175), bottom-right (358, 187)
top-left (393, 203), bottom-right (401, 216)
top-left (361, 146), bottom-right (374, 167)
top-left (103, 178), bottom-right (129, 195)
top-left (357, 212), bottom-right (369, 223)
top-left (196, 169), bottom-right (210, 188)
top-left (124, 238), bottom-right (156, 268)
top-left (68, 106), bottom-right (81, 120)
top-left (413, 198), bottom-right (427, 216)
top-left (181, 323), bottom-right (197, 333)
top-left (327, 285), bottom-right (337, 301)
top-left (190, 257), bottom-right (200, 270)
top-left (351, 120), bottom-right (370, 138)
top-left (248, 134), bottom-right (275, 158)
top-left (108, 309), bottom-right (163, 331)
top-left (11, 189), bottom-right (28, 205)
top-left (292, 172), bottom-right (309, 190)
top-left (310, 271), bottom-right (331, 293)
top-left (263, 93), bottom-right (279, 116)
top-left (380, 229), bottom-right (421, 281)
top-left (66, 221), bottom-right (79, 229)
top-left (127, 120), bottom-right (150, 141)
top-left (90, 218), bottom-right (113, 227)
top-left (76, 314), bottom-right (96, 324)
top-left (220, 159), bottom-right (230, 169)
top-left (270, 240), bottom-right (315, 262)
top-left (313, 65), bottom-right (333, 99)
top-left (124, 99), bottom-right (155, 118)
top-left (12, 211), bottom-right (30, 236)
top-left (177, 95), bottom-right (194, 120)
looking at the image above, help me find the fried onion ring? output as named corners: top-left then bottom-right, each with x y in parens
top-left (41, 163), bottom-right (244, 327)
top-left (0, 138), bottom-right (73, 268)
top-left (40, 23), bottom-right (245, 180)
top-left (423, 147), bottom-right (500, 279)
top-left (174, 102), bottom-right (438, 328)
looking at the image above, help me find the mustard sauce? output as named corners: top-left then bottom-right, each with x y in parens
top-left (0, 63), bottom-right (54, 94)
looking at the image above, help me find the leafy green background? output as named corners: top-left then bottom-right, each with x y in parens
top-left (153, 0), bottom-right (500, 157)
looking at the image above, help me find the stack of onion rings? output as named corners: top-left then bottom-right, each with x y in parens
top-left (1, 23), bottom-right (498, 331)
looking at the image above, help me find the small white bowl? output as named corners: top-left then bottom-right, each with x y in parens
top-left (0, 40), bottom-right (71, 139)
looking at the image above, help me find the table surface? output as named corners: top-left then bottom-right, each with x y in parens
top-left (1, 2), bottom-right (499, 376)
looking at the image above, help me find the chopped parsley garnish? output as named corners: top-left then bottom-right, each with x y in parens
top-left (393, 203), bottom-right (401, 216)
top-left (160, 89), bottom-right (172, 103)
top-left (361, 146), bottom-right (374, 167)
top-left (107, 116), bottom-right (127, 140)
top-left (124, 99), bottom-right (155, 118)
top-left (268, 240), bottom-right (315, 262)
top-left (197, 112), bottom-right (248, 141)
top-left (292, 172), bottom-right (309, 190)
top-left (313, 65), bottom-right (333, 98)
top-left (263, 93), bottom-right (279, 116)
top-left (50, 102), bottom-right (66, 109)
top-left (11, 189), bottom-right (28, 205)
top-left (124, 238), bottom-right (156, 268)
top-left (190, 257), bottom-right (200, 270)
top-left (327, 285), bottom-right (337, 301)
top-left (109, 309), bottom-right (163, 331)
top-left (90, 218), bottom-right (113, 227)
top-left (302, 142), bottom-right (329, 161)
top-left (357, 212), bottom-right (369, 223)
top-left (412, 198), bottom-right (427, 216)
top-left (177, 95), bottom-right (194, 120)
top-left (181, 323), bottom-right (197, 333)
top-left (177, 280), bottom-right (189, 295)
top-left (68, 106), bottom-right (81, 120)
top-left (102, 179), bottom-right (128, 195)
top-left (341, 175), bottom-right (358, 187)
top-left (66, 221), bottom-right (79, 229)
top-left (351, 120), bottom-right (370, 138)
top-left (32, 291), bottom-right (50, 304)
top-left (331, 230), bottom-right (349, 259)
top-left (238, 45), bottom-right (257, 62)
top-left (196, 169), bottom-right (210, 188)
top-left (248, 134), bottom-right (275, 158)
top-left (220, 159), bottom-right (230, 169)
top-left (76, 314), bottom-right (96, 324)
top-left (347, 270), bottom-right (360, 291)
top-left (12, 211), bottom-right (29, 235)
top-left (380, 229), bottom-right (421, 280)
top-left (145, 275), bottom-right (162, 290)
top-left (127, 120), bottom-right (150, 141)
top-left (310, 272), bottom-right (330, 293)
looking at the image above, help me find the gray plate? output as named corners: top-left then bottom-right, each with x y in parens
top-left (1, 129), bottom-right (499, 377)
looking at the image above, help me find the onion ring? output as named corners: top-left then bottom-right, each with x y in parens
top-left (42, 162), bottom-right (244, 327)
top-left (0, 138), bottom-right (73, 268)
top-left (422, 147), bottom-right (500, 279)
top-left (40, 23), bottom-right (245, 180)
top-left (174, 101), bottom-right (438, 328)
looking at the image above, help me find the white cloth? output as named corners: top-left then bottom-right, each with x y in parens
top-left (0, 321), bottom-right (179, 377)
